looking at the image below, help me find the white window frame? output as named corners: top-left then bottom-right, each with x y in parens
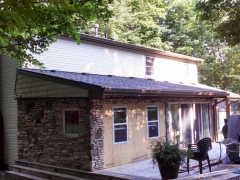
top-left (112, 106), bottom-right (128, 144)
top-left (145, 56), bottom-right (155, 78)
top-left (146, 105), bottom-right (159, 139)
top-left (63, 109), bottom-right (79, 137)
top-left (182, 62), bottom-right (189, 78)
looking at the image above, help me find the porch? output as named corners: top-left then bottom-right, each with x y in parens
top-left (95, 142), bottom-right (240, 179)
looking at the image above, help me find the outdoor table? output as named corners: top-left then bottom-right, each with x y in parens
top-left (216, 138), bottom-right (238, 166)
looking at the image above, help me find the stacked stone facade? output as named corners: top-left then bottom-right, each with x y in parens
top-left (18, 98), bottom-right (95, 170)
top-left (88, 99), bottom-right (104, 171)
top-left (17, 97), bottom-right (213, 172)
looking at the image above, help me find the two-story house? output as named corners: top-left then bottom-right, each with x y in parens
top-left (1, 33), bottom-right (229, 171)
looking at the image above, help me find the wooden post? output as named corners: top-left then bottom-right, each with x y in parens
top-left (165, 102), bottom-right (170, 141)
top-left (213, 99), bottom-right (217, 142)
top-left (226, 99), bottom-right (230, 118)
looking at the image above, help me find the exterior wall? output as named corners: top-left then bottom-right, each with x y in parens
top-left (15, 74), bottom-right (88, 98)
top-left (154, 57), bottom-right (198, 83)
top-left (0, 55), bottom-right (19, 165)
top-left (29, 36), bottom-right (199, 83)
top-left (17, 97), bottom-right (214, 171)
top-left (103, 102), bottom-right (165, 168)
top-left (17, 98), bottom-right (94, 171)
top-left (30, 36), bottom-right (145, 79)
top-left (95, 97), bottom-right (212, 168)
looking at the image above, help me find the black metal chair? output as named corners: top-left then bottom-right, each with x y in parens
top-left (187, 137), bottom-right (212, 174)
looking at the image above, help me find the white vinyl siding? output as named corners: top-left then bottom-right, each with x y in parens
top-left (0, 55), bottom-right (19, 165)
top-left (15, 74), bottom-right (88, 98)
top-left (28, 36), bottom-right (198, 83)
top-left (154, 57), bottom-right (198, 83)
top-left (29, 36), bottom-right (145, 78)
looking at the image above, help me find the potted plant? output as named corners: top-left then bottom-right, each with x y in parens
top-left (150, 136), bottom-right (192, 179)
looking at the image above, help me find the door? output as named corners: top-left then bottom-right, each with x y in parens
top-left (180, 104), bottom-right (192, 144)
top-left (169, 103), bottom-right (210, 144)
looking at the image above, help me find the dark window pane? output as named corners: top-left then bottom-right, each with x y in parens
top-left (114, 124), bottom-right (127, 143)
top-left (148, 122), bottom-right (158, 138)
top-left (146, 57), bottom-right (154, 66)
top-left (146, 67), bottom-right (153, 75)
top-left (65, 111), bottom-right (79, 134)
top-left (114, 108), bottom-right (126, 123)
top-left (148, 107), bottom-right (158, 121)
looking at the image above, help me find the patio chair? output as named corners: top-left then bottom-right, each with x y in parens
top-left (187, 137), bottom-right (212, 174)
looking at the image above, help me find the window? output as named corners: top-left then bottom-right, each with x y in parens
top-left (64, 110), bottom-right (79, 135)
top-left (182, 63), bottom-right (189, 78)
top-left (113, 107), bottom-right (127, 143)
top-left (147, 106), bottom-right (159, 138)
top-left (146, 57), bottom-right (154, 76)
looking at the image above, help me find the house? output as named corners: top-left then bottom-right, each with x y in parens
top-left (0, 33), bottom-right (231, 171)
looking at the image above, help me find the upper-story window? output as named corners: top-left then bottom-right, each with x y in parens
top-left (182, 62), bottom-right (189, 78)
top-left (146, 57), bottom-right (155, 77)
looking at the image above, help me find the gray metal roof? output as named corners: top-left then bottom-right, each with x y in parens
top-left (17, 68), bottom-right (228, 98)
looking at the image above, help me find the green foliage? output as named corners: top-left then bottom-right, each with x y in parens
top-left (199, 43), bottom-right (240, 93)
top-left (0, 0), bottom-right (113, 67)
top-left (149, 137), bottom-right (192, 168)
top-left (196, 0), bottom-right (240, 46)
top-left (85, 0), bottom-right (169, 49)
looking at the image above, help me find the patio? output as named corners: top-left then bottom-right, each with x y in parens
top-left (95, 142), bottom-right (240, 179)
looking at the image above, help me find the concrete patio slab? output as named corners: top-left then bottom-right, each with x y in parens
top-left (96, 143), bottom-right (227, 179)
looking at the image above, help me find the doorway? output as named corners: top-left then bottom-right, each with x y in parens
top-left (169, 103), bottom-right (210, 144)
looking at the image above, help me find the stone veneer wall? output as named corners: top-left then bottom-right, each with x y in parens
top-left (17, 97), bottom-right (213, 172)
top-left (88, 99), bottom-right (104, 171)
top-left (17, 98), bottom-right (103, 171)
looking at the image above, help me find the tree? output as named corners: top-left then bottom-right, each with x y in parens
top-left (158, 0), bottom-right (240, 93)
top-left (85, 0), bottom-right (169, 49)
top-left (196, 0), bottom-right (240, 46)
top-left (0, 0), bottom-right (113, 67)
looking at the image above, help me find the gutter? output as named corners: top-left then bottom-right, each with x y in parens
top-left (103, 88), bottom-right (229, 98)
